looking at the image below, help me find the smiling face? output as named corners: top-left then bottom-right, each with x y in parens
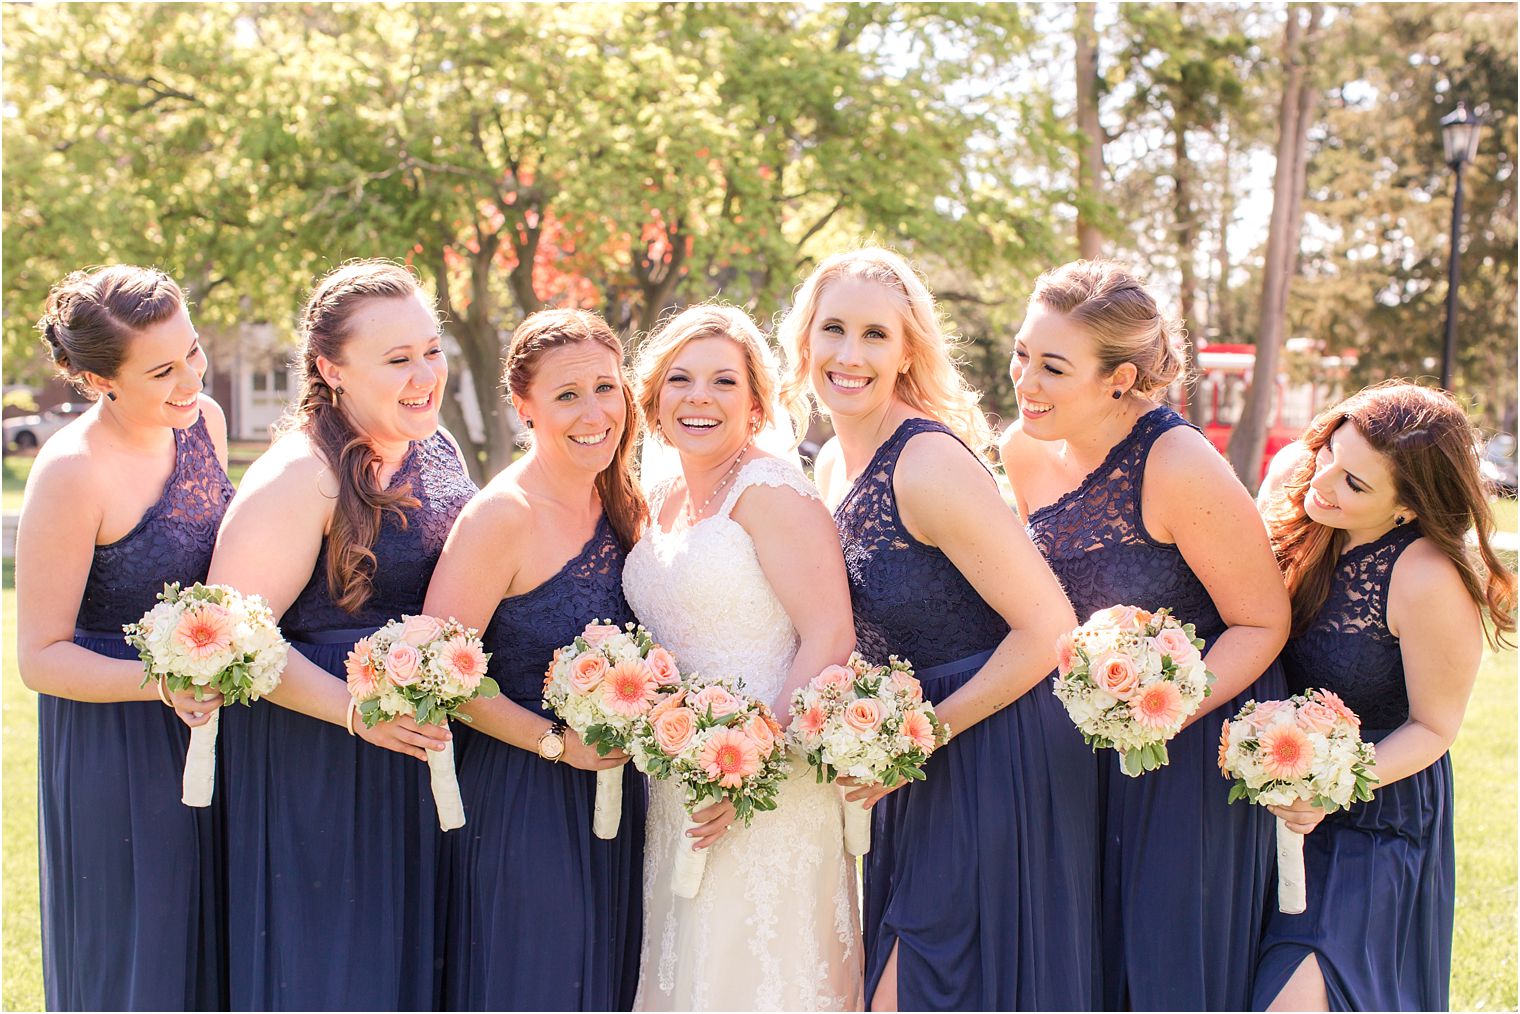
top-left (807, 277), bottom-right (910, 422)
top-left (316, 293), bottom-right (447, 448)
top-left (1010, 302), bottom-right (1133, 442)
top-left (655, 336), bottom-right (761, 466)
top-left (1305, 421), bottom-right (1412, 533)
top-left (514, 340), bottom-right (626, 475)
top-left (95, 303), bottom-right (207, 429)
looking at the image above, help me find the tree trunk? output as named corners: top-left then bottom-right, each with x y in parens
top-left (1074, 2), bottom-right (1106, 259)
top-left (1227, 3), bottom-right (1321, 489)
top-left (1174, 114), bottom-right (1205, 425)
top-left (1216, 117), bottom-right (1235, 340)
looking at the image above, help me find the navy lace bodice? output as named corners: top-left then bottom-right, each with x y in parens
top-left (834, 418), bottom-right (1008, 668)
top-left (76, 415), bottom-right (234, 632)
top-left (485, 513), bottom-right (631, 707)
top-left (1026, 406), bottom-right (1226, 645)
top-left (281, 431), bottom-right (477, 636)
top-left (1282, 524), bottom-right (1422, 731)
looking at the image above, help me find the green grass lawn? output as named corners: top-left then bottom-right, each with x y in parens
top-left (2, 554), bottom-right (1515, 1009)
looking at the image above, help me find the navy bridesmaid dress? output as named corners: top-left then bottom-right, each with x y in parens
top-left (39, 414), bottom-right (233, 1011)
top-left (441, 512), bottom-right (645, 1011)
top-left (835, 417), bottom-right (1100, 1011)
top-left (1253, 523), bottom-right (1452, 1011)
top-left (1026, 404), bottom-right (1284, 1011)
top-left (221, 431), bottom-right (475, 1011)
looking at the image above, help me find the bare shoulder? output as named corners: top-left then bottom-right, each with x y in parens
top-left (235, 431), bottom-right (333, 504)
top-left (896, 426), bottom-right (997, 498)
top-left (21, 428), bottom-right (104, 512)
top-left (458, 469), bottom-right (535, 539)
top-left (996, 417), bottom-right (1041, 470)
top-left (1391, 538), bottom-right (1471, 609)
top-left (196, 394), bottom-right (228, 450)
top-left (812, 436), bottom-right (844, 498)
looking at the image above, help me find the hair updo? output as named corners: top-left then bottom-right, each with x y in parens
top-left (37, 266), bottom-right (186, 395)
top-left (1029, 259), bottom-right (1188, 397)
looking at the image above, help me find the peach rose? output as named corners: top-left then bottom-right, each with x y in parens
top-left (692, 684), bottom-right (743, 718)
top-left (649, 688), bottom-right (687, 719)
top-left (568, 653), bottom-right (608, 694)
top-left (745, 713), bottom-right (777, 757)
top-left (843, 698), bottom-right (885, 735)
top-left (581, 623), bottom-right (622, 647)
top-left (1295, 701), bottom-right (1340, 737)
top-left (384, 643), bottom-right (422, 686)
top-left (653, 707), bottom-right (697, 756)
top-left (1090, 604), bottom-right (1146, 632)
top-left (1243, 699), bottom-right (1292, 730)
top-left (645, 646), bottom-right (681, 686)
top-left (1092, 652), bottom-right (1140, 701)
top-left (811, 665), bottom-right (855, 693)
top-left (1152, 627), bottom-right (1196, 661)
top-left (890, 670), bottom-right (924, 703)
top-left (399, 613), bottom-right (445, 647)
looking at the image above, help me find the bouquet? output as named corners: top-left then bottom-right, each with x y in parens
top-left (788, 655), bottom-right (950, 855)
top-left (629, 674), bottom-right (788, 898)
top-left (542, 621), bottom-right (684, 839)
top-left (1052, 604), bottom-right (1215, 776)
top-left (124, 582), bottom-right (288, 807)
top-left (345, 614), bottom-right (498, 831)
top-left (1218, 690), bottom-right (1378, 913)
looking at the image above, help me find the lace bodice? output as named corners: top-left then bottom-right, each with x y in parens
top-left (281, 431), bottom-right (477, 635)
top-left (834, 418), bottom-right (1008, 668)
top-left (1282, 524), bottom-right (1422, 731)
top-left (486, 514), bottom-right (631, 708)
top-left (77, 415), bottom-right (234, 631)
top-left (1025, 406), bottom-right (1226, 644)
top-left (623, 457), bottom-right (818, 702)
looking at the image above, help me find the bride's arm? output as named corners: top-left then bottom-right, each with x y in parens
top-left (730, 482), bottom-right (856, 723)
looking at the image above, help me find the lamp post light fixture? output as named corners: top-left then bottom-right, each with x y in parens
top-left (1440, 101), bottom-right (1482, 392)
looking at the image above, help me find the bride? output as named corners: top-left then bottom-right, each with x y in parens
top-left (623, 304), bottom-right (863, 1011)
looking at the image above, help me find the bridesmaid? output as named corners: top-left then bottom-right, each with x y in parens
top-left (780, 248), bottom-right (1094, 1011)
top-left (1252, 382), bottom-right (1514, 1011)
top-left (423, 309), bottom-right (646, 1011)
top-left (1000, 259), bottom-right (1291, 1011)
top-left (15, 266), bottom-right (231, 1011)
top-left (208, 260), bottom-right (470, 1010)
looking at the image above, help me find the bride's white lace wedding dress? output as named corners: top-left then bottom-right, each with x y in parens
top-left (623, 456), bottom-right (863, 1012)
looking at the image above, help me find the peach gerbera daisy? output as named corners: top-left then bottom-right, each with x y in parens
top-left (1258, 723), bottom-right (1314, 781)
top-left (699, 727), bottom-right (761, 788)
top-left (174, 604), bottom-right (234, 664)
top-left (601, 660), bottom-right (658, 717)
top-left (1130, 681), bottom-right (1184, 729)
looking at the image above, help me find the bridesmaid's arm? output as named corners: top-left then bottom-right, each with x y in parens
top-left (895, 432), bottom-right (1077, 736)
top-left (1273, 542), bottom-right (1481, 835)
top-left (14, 451), bottom-right (163, 704)
top-left (421, 489), bottom-right (622, 771)
top-left (1146, 428), bottom-right (1291, 724)
top-left (732, 479), bottom-right (856, 721)
top-left (208, 440), bottom-right (446, 760)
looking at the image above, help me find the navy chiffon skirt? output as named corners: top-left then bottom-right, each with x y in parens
top-left (222, 632), bottom-right (443, 1011)
top-left (441, 701), bottom-right (646, 1011)
top-left (1253, 746), bottom-right (1454, 1012)
top-left (1101, 665), bottom-right (1286, 1012)
top-left (39, 631), bottom-right (226, 1012)
top-left (863, 650), bottom-right (1101, 1011)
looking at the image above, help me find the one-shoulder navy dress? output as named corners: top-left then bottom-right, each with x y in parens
top-left (441, 512), bottom-right (645, 1011)
top-left (221, 431), bottom-right (475, 1011)
top-left (835, 418), bottom-right (1100, 1011)
top-left (39, 414), bottom-right (233, 1011)
top-left (1253, 523), bottom-right (1452, 1011)
top-left (1025, 405), bottom-right (1284, 1011)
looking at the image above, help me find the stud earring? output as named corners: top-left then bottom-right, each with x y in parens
top-left (105, 391), bottom-right (117, 402)
top-left (523, 418), bottom-right (534, 430)
top-left (1112, 389), bottom-right (1123, 400)
top-left (1395, 514), bottom-right (1407, 526)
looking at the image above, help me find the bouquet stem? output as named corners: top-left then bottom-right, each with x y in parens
top-left (593, 767), bottom-right (623, 839)
top-left (842, 794), bottom-right (872, 856)
top-left (428, 738), bottom-right (466, 832)
top-left (671, 815), bottom-right (708, 899)
top-left (181, 708), bottom-right (220, 808)
top-left (1275, 816), bottom-right (1307, 914)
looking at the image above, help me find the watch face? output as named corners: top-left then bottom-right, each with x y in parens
top-left (542, 733), bottom-right (565, 760)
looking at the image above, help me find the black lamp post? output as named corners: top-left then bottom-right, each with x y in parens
top-left (1440, 101), bottom-right (1482, 391)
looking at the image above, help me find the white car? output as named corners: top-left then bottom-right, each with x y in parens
top-left (3, 402), bottom-right (90, 451)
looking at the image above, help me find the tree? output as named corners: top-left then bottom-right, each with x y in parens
top-left (1074, 3), bottom-right (1107, 259)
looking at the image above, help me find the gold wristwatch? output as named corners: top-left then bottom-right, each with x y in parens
top-left (537, 721), bottom-right (566, 763)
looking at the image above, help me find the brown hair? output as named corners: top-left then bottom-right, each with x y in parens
top-left (503, 308), bottom-right (649, 550)
top-left (284, 260), bottom-right (430, 614)
top-left (635, 302), bottom-right (806, 450)
top-left (37, 265), bottom-right (186, 395)
top-left (1029, 259), bottom-right (1188, 397)
top-left (1267, 380), bottom-right (1516, 648)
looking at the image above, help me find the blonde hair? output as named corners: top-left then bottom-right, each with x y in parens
top-left (1029, 259), bottom-right (1187, 397)
top-left (777, 247), bottom-right (992, 454)
top-left (634, 302), bottom-right (805, 448)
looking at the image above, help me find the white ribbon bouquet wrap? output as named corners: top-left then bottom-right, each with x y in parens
top-left (345, 614), bottom-right (498, 831)
top-left (125, 582), bottom-right (288, 807)
top-left (542, 621), bottom-right (685, 839)
top-left (1218, 689), bottom-right (1378, 913)
top-left (788, 655), bottom-right (950, 856)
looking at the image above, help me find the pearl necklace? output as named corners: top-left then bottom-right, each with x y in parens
top-left (685, 439), bottom-right (754, 526)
